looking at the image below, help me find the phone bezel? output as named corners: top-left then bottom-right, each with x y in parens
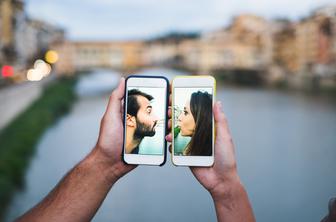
top-left (122, 75), bottom-right (168, 166)
top-left (172, 75), bottom-right (216, 167)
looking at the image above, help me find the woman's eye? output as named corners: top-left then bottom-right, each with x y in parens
top-left (184, 111), bottom-right (188, 115)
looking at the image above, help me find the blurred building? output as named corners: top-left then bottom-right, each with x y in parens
top-left (0, 0), bottom-right (64, 83)
top-left (294, 5), bottom-right (336, 76)
top-left (141, 32), bottom-right (199, 68)
top-left (178, 14), bottom-right (272, 72)
top-left (54, 41), bottom-right (144, 74)
top-left (15, 18), bottom-right (65, 66)
top-left (272, 20), bottom-right (298, 73)
top-left (0, 0), bottom-right (24, 65)
top-left (142, 42), bottom-right (179, 66)
top-left (49, 4), bottom-right (336, 88)
top-left (311, 5), bottom-right (336, 77)
top-left (178, 39), bottom-right (202, 70)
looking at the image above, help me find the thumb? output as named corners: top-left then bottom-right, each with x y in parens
top-left (213, 101), bottom-right (235, 158)
top-left (214, 101), bottom-right (229, 141)
top-left (105, 77), bottom-right (125, 120)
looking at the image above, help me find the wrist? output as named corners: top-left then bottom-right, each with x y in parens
top-left (209, 173), bottom-right (244, 202)
top-left (84, 147), bottom-right (119, 186)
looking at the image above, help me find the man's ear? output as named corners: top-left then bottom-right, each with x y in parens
top-left (126, 114), bottom-right (136, 127)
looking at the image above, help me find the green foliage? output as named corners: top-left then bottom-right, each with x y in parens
top-left (174, 126), bottom-right (180, 138)
top-left (0, 76), bottom-right (77, 219)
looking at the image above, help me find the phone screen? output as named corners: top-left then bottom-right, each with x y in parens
top-left (125, 86), bottom-right (166, 155)
top-left (173, 87), bottom-right (213, 156)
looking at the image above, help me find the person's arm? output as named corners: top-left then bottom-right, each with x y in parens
top-left (210, 175), bottom-right (255, 222)
top-left (15, 78), bottom-right (136, 222)
top-left (166, 101), bottom-right (255, 222)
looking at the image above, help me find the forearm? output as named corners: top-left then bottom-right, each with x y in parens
top-left (15, 148), bottom-right (117, 222)
top-left (211, 179), bottom-right (255, 222)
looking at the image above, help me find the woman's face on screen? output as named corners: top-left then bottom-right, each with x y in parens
top-left (178, 100), bottom-right (196, 136)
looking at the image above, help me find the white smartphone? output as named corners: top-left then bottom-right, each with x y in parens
top-left (122, 75), bottom-right (168, 165)
top-left (172, 76), bottom-right (215, 167)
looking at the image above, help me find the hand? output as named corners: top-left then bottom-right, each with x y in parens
top-left (190, 102), bottom-right (241, 199)
top-left (166, 100), bottom-right (241, 199)
top-left (93, 77), bottom-right (136, 183)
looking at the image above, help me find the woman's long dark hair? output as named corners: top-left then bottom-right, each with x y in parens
top-left (185, 91), bottom-right (212, 156)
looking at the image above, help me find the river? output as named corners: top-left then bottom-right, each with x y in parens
top-left (5, 68), bottom-right (336, 222)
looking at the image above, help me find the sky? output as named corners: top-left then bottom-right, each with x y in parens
top-left (26, 0), bottom-right (336, 41)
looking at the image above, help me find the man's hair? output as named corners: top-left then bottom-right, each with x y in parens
top-left (127, 89), bottom-right (154, 116)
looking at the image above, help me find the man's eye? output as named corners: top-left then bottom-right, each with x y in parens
top-left (147, 109), bottom-right (152, 114)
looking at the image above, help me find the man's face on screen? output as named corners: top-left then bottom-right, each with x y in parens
top-left (134, 95), bottom-right (158, 138)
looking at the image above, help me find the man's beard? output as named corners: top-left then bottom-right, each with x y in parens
top-left (134, 119), bottom-right (157, 140)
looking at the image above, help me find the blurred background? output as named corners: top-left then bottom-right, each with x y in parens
top-left (0, 0), bottom-right (336, 221)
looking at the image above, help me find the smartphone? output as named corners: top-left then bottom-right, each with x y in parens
top-left (172, 76), bottom-right (215, 166)
top-left (122, 75), bottom-right (168, 165)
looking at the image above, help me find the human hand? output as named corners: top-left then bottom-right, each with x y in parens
top-left (166, 100), bottom-right (241, 199)
top-left (93, 77), bottom-right (136, 183)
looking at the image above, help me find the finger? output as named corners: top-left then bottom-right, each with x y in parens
top-left (168, 106), bottom-right (172, 118)
top-left (165, 133), bottom-right (172, 142)
top-left (214, 101), bottom-right (236, 157)
top-left (169, 94), bottom-right (172, 107)
top-left (214, 101), bottom-right (230, 140)
top-left (120, 99), bottom-right (125, 119)
top-left (168, 119), bottom-right (172, 130)
top-left (105, 78), bottom-right (125, 119)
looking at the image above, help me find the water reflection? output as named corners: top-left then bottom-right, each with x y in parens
top-left (76, 69), bottom-right (120, 96)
